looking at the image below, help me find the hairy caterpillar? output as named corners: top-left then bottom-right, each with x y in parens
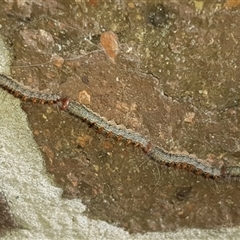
top-left (0, 73), bottom-right (61, 104)
top-left (66, 100), bottom-right (151, 151)
top-left (148, 146), bottom-right (222, 178)
top-left (221, 166), bottom-right (240, 178)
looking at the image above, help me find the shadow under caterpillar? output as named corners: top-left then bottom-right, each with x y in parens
top-left (1, 73), bottom-right (239, 180)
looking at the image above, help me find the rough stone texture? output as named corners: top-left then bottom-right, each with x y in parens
top-left (0, 28), bottom-right (239, 240)
top-left (1, 0), bottom-right (240, 238)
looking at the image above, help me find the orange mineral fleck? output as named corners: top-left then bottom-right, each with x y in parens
top-left (78, 90), bottom-right (91, 105)
top-left (100, 31), bottom-right (119, 63)
top-left (224, 0), bottom-right (240, 8)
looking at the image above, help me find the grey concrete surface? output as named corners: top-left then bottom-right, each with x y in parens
top-left (0, 36), bottom-right (240, 240)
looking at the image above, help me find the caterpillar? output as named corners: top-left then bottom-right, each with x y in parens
top-left (221, 166), bottom-right (240, 178)
top-left (65, 100), bottom-right (151, 152)
top-left (148, 146), bottom-right (222, 179)
top-left (0, 72), bottom-right (239, 180)
top-left (0, 73), bottom-right (61, 104)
